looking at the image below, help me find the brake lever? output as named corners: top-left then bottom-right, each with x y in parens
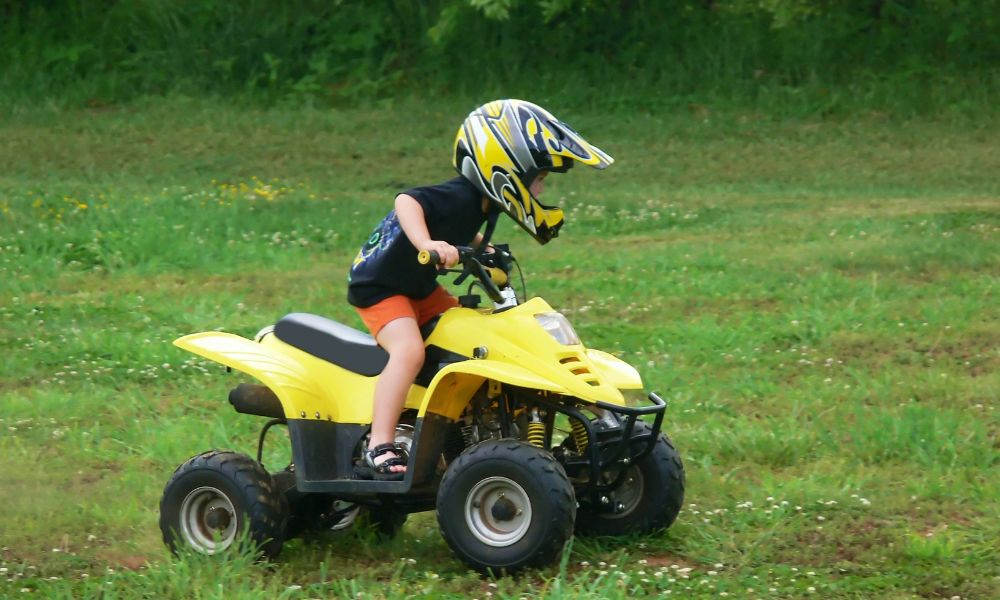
top-left (471, 261), bottom-right (504, 303)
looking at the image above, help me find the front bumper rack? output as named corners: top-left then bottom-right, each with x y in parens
top-left (537, 391), bottom-right (667, 501)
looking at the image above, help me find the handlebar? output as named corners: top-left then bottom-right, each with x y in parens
top-left (416, 245), bottom-right (512, 304)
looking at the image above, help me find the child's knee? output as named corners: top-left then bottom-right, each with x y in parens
top-left (392, 339), bottom-right (425, 371)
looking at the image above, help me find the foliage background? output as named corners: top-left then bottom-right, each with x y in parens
top-left (2, 0), bottom-right (998, 114)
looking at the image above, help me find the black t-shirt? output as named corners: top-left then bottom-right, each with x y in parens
top-left (347, 177), bottom-right (487, 307)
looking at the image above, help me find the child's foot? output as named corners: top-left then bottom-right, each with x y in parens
top-left (356, 443), bottom-right (408, 481)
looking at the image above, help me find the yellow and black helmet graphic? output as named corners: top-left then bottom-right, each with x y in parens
top-left (454, 100), bottom-right (614, 244)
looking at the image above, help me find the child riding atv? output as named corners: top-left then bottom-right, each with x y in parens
top-left (348, 99), bottom-right (614, 480)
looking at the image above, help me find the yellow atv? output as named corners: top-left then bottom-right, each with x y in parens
top-left (158, 244), bottom-right (685, 574)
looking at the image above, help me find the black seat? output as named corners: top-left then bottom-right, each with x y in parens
top-left (273, 313), bottom-right (389, 376)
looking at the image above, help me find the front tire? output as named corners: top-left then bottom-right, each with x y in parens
top-left (159, 450), bottom-right (288, 558)
top-left (575, 422), bottom-right (685, 536)
top-left (437, 440), bottom-right (575, 574)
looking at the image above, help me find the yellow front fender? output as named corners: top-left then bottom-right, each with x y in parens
top-left (417, 359), bottom-right (569, 420)
top-left (586, 349), bottom-right (643, 389)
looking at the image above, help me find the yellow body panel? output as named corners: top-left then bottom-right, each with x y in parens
top-left (174, 296), bottom-right (642, 425)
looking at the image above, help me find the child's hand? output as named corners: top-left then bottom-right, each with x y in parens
top-left (420, 240), bottom-right (459, 267)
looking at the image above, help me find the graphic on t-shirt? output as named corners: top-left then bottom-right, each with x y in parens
top-left (349, 210), bottom-right (403, 281)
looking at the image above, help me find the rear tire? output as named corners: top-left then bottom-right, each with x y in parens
top-left (437, 440), bottom-right (575, 574)
top-left (159, 450), bottom-right (288, 558)
top-left (575, 422), bottom-right (685, 536)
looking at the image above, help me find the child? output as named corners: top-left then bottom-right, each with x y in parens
top-left (348, 99), bottom-right (614, 480)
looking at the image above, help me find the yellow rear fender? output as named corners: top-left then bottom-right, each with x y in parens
top-left (174, 332), bottom-right (324, 420)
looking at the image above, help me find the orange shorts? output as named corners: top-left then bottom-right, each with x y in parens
top-left (355, 286), bottom-right (458, 338)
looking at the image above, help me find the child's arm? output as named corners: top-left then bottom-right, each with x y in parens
top-left (471, 232), bottom-right (495, 252)
top-left (395, 194), bottom-right (460, 267)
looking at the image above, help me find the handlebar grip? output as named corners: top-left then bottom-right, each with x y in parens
top-left (417, 250), bottom-right (440, 265)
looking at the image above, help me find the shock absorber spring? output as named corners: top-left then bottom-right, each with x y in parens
top-left (526, 408), bottom-right (545, 448)
top-left (571, 418), bottom-right (589, 453)
top-left (461, 423), bottom-right (477, 446)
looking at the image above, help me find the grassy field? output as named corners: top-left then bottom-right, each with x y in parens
top-left (1, 97), bottom-right (998, 598)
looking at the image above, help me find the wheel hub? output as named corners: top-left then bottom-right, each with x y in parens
top-left (204, 506), bottom-right (232, 530)
top-left (180, 486), bottom-right (238, 554)
top-left (465, 477), bottom-right (532, 547)
top-left (595, 466), bottom-right (644, 518)
top-left (491, 496), bottom-right (518, 521)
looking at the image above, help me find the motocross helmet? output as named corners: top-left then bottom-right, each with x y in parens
top-left (453, 99), bottom-right (614, 244)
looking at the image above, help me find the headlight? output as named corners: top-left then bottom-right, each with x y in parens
top-left (534, 312), bottom-right (581, 345)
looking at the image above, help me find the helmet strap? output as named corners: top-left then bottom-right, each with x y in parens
top-left (480, 203), bottom-right (502, 247)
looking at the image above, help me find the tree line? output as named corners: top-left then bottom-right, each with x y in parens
top-left (1, 0), bottom-right (997, 111)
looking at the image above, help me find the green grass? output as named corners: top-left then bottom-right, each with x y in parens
top-left (1, 97), bottom-right (998, 598)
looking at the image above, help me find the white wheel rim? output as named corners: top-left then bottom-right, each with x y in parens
top-left (464, 476), bottom-right (532, 547)
top-left (179, 486), bottom-right (238, 553)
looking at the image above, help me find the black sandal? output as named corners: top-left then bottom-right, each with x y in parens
top-left (355, 442), bottom-right (408, 481)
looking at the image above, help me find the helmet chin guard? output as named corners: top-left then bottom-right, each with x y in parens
top-left (454, 99), bottom-right (614, 244)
